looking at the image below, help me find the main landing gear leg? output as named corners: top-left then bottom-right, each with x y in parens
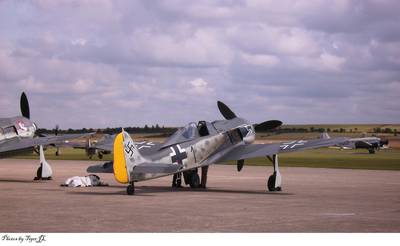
top-left (200, 166), bottom-right (209, 189)
top-left (172, 173), bottom-right (182, 188)
top-left (266, 154), bottom-right (282, 192)
top-left (34, 145), bottom-right (53, 181)
top-left (127, 182), bottom-right (135, 195)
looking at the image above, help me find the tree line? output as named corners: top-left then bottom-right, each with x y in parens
top-left (36, 124), bottom-right (178, 135)
top-left (36, 125), bottom-right (398, 136)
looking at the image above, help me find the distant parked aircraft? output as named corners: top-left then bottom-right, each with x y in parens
top-left (0, 92), bottom-right (89, 179)
top-left (320, 132), bottom-right (389, 154)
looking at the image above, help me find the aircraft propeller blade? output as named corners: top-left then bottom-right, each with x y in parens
top-left (55, 124), bottom-right (60, 156)
top-left (55, 125), bottom-right (59, 136)
top-left (254, 120), bottom-right (282, 131)
top-left (20, 92), bottom-right (30, 119)
top-left (237, 159), bottom-right (244, 172)
top-left (217, 101), bottom-right (237, 120)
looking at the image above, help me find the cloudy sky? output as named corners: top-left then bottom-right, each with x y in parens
top-left (0, 0), bottom-right (399, 129)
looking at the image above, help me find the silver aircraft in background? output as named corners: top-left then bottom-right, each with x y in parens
top-left (0, 92), bottom-right (89, 179)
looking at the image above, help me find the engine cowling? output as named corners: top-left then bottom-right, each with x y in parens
top-left (239, 125), bottom-right (255, 144)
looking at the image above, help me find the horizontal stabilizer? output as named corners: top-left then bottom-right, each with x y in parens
top-left (132, 163), bottom-right (181, 174)
top-left (86, 161), bottom-right (114, 173)
top-left (319, 132), bottom-right (331, 139)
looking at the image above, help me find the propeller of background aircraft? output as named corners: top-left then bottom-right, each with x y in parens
top-left (55, 124), bottom-right (61, 156)
top-left (20, 92), bottom-right (30, 119)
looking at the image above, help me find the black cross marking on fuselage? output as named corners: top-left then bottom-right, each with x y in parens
top-left (170, 145), bottom-right (187, 165)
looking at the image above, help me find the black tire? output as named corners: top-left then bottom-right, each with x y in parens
top-left (189, 173), bottom-right (200, 188)
top-left (36, 166), bottom-right (42, 179)
top-left (127, 184), bottom-right (135, 195)
top-left (267, 174), bottom-right (276, 191)
top-left (368, 148), bottom-right (375, 154)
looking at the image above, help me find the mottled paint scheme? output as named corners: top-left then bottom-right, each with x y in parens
top-left (124, 132), bottom-right (227, 182)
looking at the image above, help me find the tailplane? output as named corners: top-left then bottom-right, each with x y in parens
top-left (319, 132), bottom-right (331, 140)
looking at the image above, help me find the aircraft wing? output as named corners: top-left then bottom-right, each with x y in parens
top-left (216, 137), bottom-right (347, 163)
top-left (0, 134), bottom-right (90, 157)
top-left (278, 137), bottom-right (348, 153)
top-left (354, 140), bottom-right (372, 148)
top-left (217, 143), bottom-right (281, 162)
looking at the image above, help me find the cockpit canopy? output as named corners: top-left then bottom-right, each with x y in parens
top-left (160, 122), bottom-right (200, 148)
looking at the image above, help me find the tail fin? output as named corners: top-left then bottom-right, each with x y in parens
top-left (113, 130), bottom-right (145, 184)
top-left (319, 132), bottom-right (331, 140)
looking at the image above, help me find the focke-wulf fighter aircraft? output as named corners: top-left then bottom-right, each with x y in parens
top-left (89, 101), bottom-right (347, 195)
top-left (0, 92), bottom-right (89, 180)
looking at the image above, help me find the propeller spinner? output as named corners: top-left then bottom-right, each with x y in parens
top-left (216, 101), bottom-right (283, 173)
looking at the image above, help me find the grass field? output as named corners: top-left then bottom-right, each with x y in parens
top-left (225, 148), bottom-right (400, 170)
top-left (281, 124), bottom-right (400, 132)
top-left (12, 147), bottom-right (400, 171)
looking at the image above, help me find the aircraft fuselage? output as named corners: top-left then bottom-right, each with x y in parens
top-left (0, 116), bottom-right (36, 142)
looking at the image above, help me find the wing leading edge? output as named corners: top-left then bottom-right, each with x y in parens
top-left (0, 133), bottom-right (91, 158)
top-left (217, 137), bottom-right (348, 163)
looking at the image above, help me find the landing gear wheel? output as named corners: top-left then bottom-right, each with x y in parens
top-left (35, 166), bottom-right (42, 180)
top-left (267, 174), bottom-right (281, 192)
top-left (189, 173), bottom-right (200, 188)
top-left (127, 183), bottom-right (135, 195)
top-left (34, 166), bottom-right (52, 180)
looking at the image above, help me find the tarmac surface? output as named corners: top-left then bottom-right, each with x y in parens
top-left (0, 159), bottom-right (399, 232)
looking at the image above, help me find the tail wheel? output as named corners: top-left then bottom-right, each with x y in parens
top-left (127, 183), bottom-right (135, 195)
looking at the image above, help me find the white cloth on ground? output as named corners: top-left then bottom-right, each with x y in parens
top-left (64, 176), bottom-right (93, 187)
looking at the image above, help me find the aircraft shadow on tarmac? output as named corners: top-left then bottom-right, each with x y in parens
top-left (66, 185), bottom-right (294, 196)
top-left (0, 178), bottom-right (43, 183)
top-left (350, 152), bottom-right (381, 155)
